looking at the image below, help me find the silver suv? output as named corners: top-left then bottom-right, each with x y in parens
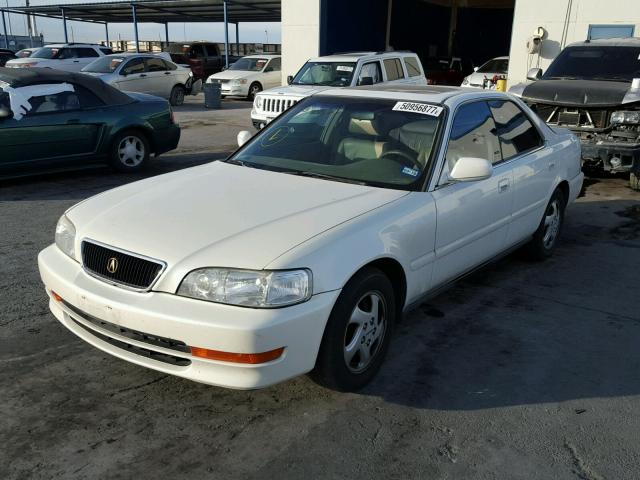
top-left (5, 44), bottom-right (113, 72)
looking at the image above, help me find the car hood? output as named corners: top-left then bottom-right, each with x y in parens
top-left (67, 162), bottom-right (408, 291)
top-left (209, 70), bottom-right (260, 81)
top-left (260, 85), bottom-right (332, 98)
top-left (520, 79), bottom-right (632, 107)
top-left (5, 57), bottom-right (43, 66)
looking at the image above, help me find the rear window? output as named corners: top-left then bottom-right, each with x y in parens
top-left (404, 57), bottom-right (422, 77)
top-left (383, 58), bottom-right (405, 81)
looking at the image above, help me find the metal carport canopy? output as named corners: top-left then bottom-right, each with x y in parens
top-left (7, 0), bottom-right (280, 24)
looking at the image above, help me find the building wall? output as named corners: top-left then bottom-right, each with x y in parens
top-left (508, 0), bottom-right (640, 85)
top-left (281, 0), bottom-right (322, 83)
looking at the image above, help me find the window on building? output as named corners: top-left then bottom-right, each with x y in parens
top-left (588, 25), bottom-right (635, 40)
top-left (358, 61), bottom-right (383, 85)
top-left (383, 58), bottom-right (404, 81)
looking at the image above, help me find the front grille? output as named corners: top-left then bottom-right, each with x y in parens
top-left (532, 104), bottom-right (609, 129)
top-left (262, 97), bottom-right (298, 114)
top-left (81, 240), bottom-right (165, 290)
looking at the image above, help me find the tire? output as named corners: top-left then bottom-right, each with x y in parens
top-left (108, 130), bottom-right (150, 173)
top-left (247, 82), bottom-right (262, 101)
top-left (525, 188), bottom-right (566, 260)
top-left (311, 268), bottom-right (396, 392)
top-left (630, 172), bottom-right (640, 191)
top-left (169, 85), bottom-right (185, 106)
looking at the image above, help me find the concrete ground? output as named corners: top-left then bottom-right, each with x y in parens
top-left (1, 96), bottom-right (639, 479)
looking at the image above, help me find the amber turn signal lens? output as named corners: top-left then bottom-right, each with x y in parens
top-left (190, 346), bottom-right (284, 364)
top-left (51, 291), bottom-right (63, 302)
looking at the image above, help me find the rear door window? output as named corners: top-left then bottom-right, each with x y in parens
top-left (403, 57), bottom-right (422, 77)
top-left (383, 58), bottom-right (405, 81)
top-left (267, 57), bottom-right (281, 71)
top-left (488, 100), bottom-right (543, 160)
top-left (204, 44), bottom-right (219, 57)
top-left (122, 57), bottom-right (146, 75)
top-left (191, 45), bottom-right (206, 58)
top-left (75, 48), bottom-right (99, 58)
top-left (146, 58), bottom-right (168, 72)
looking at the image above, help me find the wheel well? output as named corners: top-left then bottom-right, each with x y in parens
top-left (362, 258), bottom-right (407, 322)
top-left (556, 180), bottom-right (570, 206)
top-left (250, 81), bottom-right (262, 89)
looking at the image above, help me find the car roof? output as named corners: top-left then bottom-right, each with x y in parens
top-left (0, 67), bottom-right (133, 105)
top-left (242, 54), bottom-right (280, 59)
top-left (567, 37), bottom-right (640, 48)
top-left (40, 43), bottom-right (101, 48)
top-left (316, 84), bottom-right (463, 103)
top-left (308, 51), bottom-right (418, 62)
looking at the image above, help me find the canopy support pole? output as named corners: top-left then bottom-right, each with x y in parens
top-left (132, 3), bottom-right (140, 53)
top-left (61, 7), bottom-right (68, 44)
top-left (165, 22), bottom-right (169, 45)
top-left (104, 22), bottom-right (109, 46)
top-left (235, 22), bottom-right (239, 56)
top-left (223, 0), bottom-right (229, 68)
top-left (1, 10), bottom-right (8, 50)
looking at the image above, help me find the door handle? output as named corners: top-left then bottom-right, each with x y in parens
top-left (498, 179), bottom-right (510, 193)
top-left (140, 73), bottom-right (147, 77)
top-left (548, 161), bottom-right (556, 170)
top-left (164, 71), bottom-right (171, 75)
top-left (73, 60), bottom-right (80, 63)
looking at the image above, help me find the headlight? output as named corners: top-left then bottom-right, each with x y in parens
top-left (55, 214), bottom-right (76, 259)
top-left (254, 95), bottom-right (263, 109)
top-left (611, 111), bottom-right (640, 124)
top-left (177, 268), bottom-right (312, 308)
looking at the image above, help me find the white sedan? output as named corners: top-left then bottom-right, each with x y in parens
top-left (206, 54), bottom-right (281, 100)
top-left (461, 56), bottom-right (509, 89)
top-left (38, 86), bottom-right (583, 391)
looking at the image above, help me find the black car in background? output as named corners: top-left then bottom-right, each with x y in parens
top-left (510, 38), bottom-right (640, 189)
top-left (0, 49), bottom-right (16, 66)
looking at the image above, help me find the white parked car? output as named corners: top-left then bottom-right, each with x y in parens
top-left (206, 54), bottom-right (281, 100)
top-left (5, 43), bottom-right (113, 72)
top-left (461, 56), bottom-right (509, 89)
top-left (82, 53), bottom-right (196, 106)
top-left (251, 51), bottom-right (427, 128)
top-left (38, 86), bottom-right (583, 392)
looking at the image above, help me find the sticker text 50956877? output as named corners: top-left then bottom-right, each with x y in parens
top-left (392, 102), bottom-right (443, 117)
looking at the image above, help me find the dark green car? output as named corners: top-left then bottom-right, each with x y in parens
top-left (0, 67), bottom-right (180, 178)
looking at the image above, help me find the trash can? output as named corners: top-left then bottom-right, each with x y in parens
top-left (204, 82), bottom-right (221, 109)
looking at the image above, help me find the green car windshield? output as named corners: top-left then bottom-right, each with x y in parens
top-left (230, 97), bottom-right (443, 190)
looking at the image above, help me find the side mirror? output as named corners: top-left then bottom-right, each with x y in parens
top-left (237, 130), bottom-right (252, 147)
top-left (287, 75), bottom-right (293, 85)
top-left (526, 67), bottom-right (542, 81)
top-left (449, 157), bottom-right (492, 182)
top-left (473, 66), bottom-right (479, 72)
top-left (0, 107), bottom-right (12, 120)
top-left (358, 76), bottom-right (374, 86)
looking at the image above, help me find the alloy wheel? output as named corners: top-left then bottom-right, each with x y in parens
top-left (118, 136), bottom-right (145, 167)
top-left (343, 291), bottom-right (387, 373)
top-left (543, 199), bottom-right (561, 249)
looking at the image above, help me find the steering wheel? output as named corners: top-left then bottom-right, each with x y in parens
top-left (380, 149), bottom-right (419, 169)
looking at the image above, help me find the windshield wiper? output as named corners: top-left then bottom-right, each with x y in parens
top-left (225, 158), bottom-right (247, 166)
top-left (283, 170), bottom-right (367, 185)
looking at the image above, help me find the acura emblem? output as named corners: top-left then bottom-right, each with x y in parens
top-left (106, 257), bottom-right (119, 274)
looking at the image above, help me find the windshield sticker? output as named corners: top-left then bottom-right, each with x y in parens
top-left (0, 82), bottom-right (75, 121)
top-left (336, 65), bottom-right (354, 72)
top-left (401, 166), bottom-right (420, 177)
top-left (260, 126), bottom-right (291, 147)
top-left (393, 102), bottom-right (443, 117)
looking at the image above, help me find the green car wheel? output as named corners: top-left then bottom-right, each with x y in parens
top-left (109, 130), bottom-right (150, 173)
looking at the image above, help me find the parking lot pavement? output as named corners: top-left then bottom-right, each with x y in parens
top-left (0, 163), bottom-right (638, 478)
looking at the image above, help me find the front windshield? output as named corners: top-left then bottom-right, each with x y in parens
top-left (31, 47), bottom-right (62, 59)
top-left (83, 56), bottom-right (126, 73)
top-left (229, 57), bottom-right (269, 71)
top-left (543, 46), bottom-right (640, 81)
top-left (292, 62), bottom-right (356, 86)
top-left (230, 97), bottom-right (443, 190)
top-left (477, 58), bottom-right (508, 74)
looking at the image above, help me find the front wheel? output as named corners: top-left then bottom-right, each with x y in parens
top-left (170, 85), bottom-right (186, 106)
top-left (525, 188), bottom-right (565, 260)
top-left (247, 82), bottom-right (262, 101)
top-left (311, 268), bottom-right (395, 391)
top-left (108, 130), bottom-right (150, 173)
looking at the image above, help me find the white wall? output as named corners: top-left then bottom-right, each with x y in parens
top-left (281, 0), bottom-right (322, 84)
top-left (508, 0), bottom-right (640, 86)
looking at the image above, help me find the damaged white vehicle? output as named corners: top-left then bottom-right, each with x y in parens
top-left (39, 86), bottom-right (583, 391)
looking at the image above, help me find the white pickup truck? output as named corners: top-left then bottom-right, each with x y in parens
top-left (251, 51), bottom-right (427, 129)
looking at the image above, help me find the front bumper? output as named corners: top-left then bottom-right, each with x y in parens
top-left (581, 140), bottom-right (640, 174)
top-left (38, 244), bottom-right (340, 389)
top-left (250, 110), bottom-right (276, 129)
top-left (152, 124), bottom-right (181, 156)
